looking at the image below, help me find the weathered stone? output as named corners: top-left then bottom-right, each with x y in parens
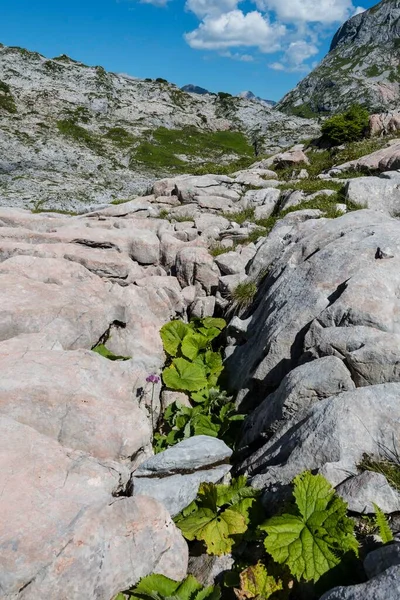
top-left (345, 176), bottom-right (400, 215)
top-left (188, 553), bottom-right (235, 587)
top-left (336, 471), bottom-right (400, 514)
top-left (273, 149), bottom-right (309, 168)
top-left (195, 214), bottom-right (230, 233)
top-left (132, 465), bottom-right (231, 516)
top-left (364, 543), bottom-right (400, 580)
top-left (161, 390), bottom-right (192, 410)
top-left (176, 246), bottom-right (220, 293)
top-left (135, 435), bottom-right (232, 476)
top-left (243, 384), bottom-right (400, 492)
top-left (239, 356), bottom-right (355, 448)
top-left (190, 295), bottom-right (216, 318)
top-left (0, 416), bottom-right (187, 599)
top-left (0, 340), bottom-right (152, 461)
top-left (320, 567), bottom-right (400, 600)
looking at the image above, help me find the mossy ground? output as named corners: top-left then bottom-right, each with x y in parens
top-left (130, 126), bottom-right (254, 173)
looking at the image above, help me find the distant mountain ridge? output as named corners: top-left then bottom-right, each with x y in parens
top-left (237, 91), bottom-right (276, 107)
top-left (0, 43), bottom-right (319, 211)
top-left (277, 0), bottom-right (400, 116)
top-left (182, 84), bottom-right (276, 107)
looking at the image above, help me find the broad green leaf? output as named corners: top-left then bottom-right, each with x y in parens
top-left (261, 472), bottom-right (359, 583)
top-left (177, 507), bottom-right (216, 541)
top-left (126, 575), bottom-right (220, 600)
top-left (160, 320), bottom-right (190, 357)
top-left (197, 326), bottom-right (223, 342)
top-left (198, 506), bottom-right (248, 555)
top-left (174, 575), bottom-right (202, 600)
top-left (373, 503), bottom-right (394, 543)
top-left (181, 333), bottom-right (209, 361)
top-left (201, 317), bottom-right (226, 331)
top-left (163, 358), bottom-right (208, 392)
top-left (192, 414), bottom-right (220, 437)
top-left (194, 585), bottom-right (221, 600)
top-left (236, 563), bottom-right (283, 599)
top-left (131, 574), bottom-right (179, 599)
top-left (176, 480), bottom-right (256, 555)
top-left (191, 388), bottom-right (209, 404)
top-left (92, 344), bottom-right (131, 361)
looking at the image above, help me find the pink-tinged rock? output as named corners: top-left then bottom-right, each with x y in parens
top-left (175, 246), bottom-right (220, 293)
top-left (0, 416), bottom-right (187, 599)
top-left (0, 240), bottom-right (143, 281)
top-left (135, 275), bottom-right (184, 313)
top-left (0, 340), bottom-right (151, 461)
top-left (273, 149), bottom-right (310, 168)
top-left (0, 259), bottom-right (124, 348)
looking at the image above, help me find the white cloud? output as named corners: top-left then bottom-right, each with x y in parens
top-left (139, 0), bottom-right (170, 5)
top-left (221, 50), bottom-right (255, 61)
top-left (353, 5), bottom-right (366, 15)
top-left (268, 40), bottom-right (318, 72)
top-left (185, 0), bottom-right (241, 19)
top-left (185, 9), bottom-right (286, 52)
top-left (254, 0), bottom-right (356, 24)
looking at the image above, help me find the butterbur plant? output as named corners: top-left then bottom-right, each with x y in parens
top-left (260, 471), bottom-right (359, 583)
top-left (155, 317), bottom-right (245, 451)
top-left (174, 476), bottom-right (260, 555)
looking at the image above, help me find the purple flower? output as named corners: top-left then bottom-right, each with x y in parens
top-left (146, 374), bottom-right (160, 384)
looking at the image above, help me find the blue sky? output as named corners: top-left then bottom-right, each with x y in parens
top-left (0, 0), bottom-right (377, 101)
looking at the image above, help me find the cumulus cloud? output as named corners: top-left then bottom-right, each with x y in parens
top-left (220, 50), bottom-right (255, 61)
top-left (185, 0), bottom-right (241, 19)
top-left (139, 0), bottom-right (171, 5)
top-left (136, 0), bottom-right (364, 72)
top-left (254, 0), bottom-right (357, 24)
top-left (185, 10), bottom-right (286, 52)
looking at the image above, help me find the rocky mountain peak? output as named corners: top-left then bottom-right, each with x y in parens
top-left (277, 0), bottom-right (400, 116)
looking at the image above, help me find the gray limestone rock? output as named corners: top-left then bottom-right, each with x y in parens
top-left (320, 567), bottom-right (400, 600)
top-left (364, 544), bottom-right (400, 580)
top-left (336, 471), bottom-right (400, 514)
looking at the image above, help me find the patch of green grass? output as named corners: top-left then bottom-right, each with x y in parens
top-left (222, 207), bottom-right (255, 225)
top-left (209, 245), bottom-right (230, 257)
top-left (31, 207), bottom-right (78, 216)
top-left (231, 281), bottom-right (258, 310)
top-left (359, 454), bottom-right (400, 492)
top-left (0, 80), bottom-right (17, 113)
top-left (57, 119), bottom-right (105, 155)
top-left (364, 65), bottom-right (380, 77)
top-left (110, 198), bottom-right (132, 205)
top-left (130, 126), bottom-right (254, 173)
top-left (279, 179), bottom-right (342, 193)
top-left (105, 127), bottom-right (136, 148)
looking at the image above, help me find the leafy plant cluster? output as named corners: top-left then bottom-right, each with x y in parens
top-left (155, 318), bottom-right (244, 452)
top-left (121, 472), bottom-right (394, 600)
top-left (321, 104), bottom-right (370, 146)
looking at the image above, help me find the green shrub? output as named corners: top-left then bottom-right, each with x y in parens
top-left (321, 104), bottom-right (369, 146)
top-left (217, 92), bottom-right (232, 99)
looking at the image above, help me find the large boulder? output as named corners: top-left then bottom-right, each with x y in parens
top-left (241, 383), bottom-right (400, 491)
top-left (132, 436), bottom-right (232, 515)
top-left (0, 416), bottom-right (188, 599)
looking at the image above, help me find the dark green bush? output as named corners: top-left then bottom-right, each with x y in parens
top-left (321, 104), bottom-right (369, 146)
